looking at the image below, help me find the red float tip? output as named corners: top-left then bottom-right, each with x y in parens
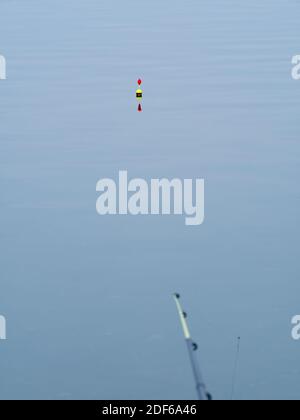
top-left (137, 79), bottom-right (142, 86)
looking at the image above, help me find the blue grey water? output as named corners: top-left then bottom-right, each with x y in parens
top-left (0, 0), bottom-right (299, 400)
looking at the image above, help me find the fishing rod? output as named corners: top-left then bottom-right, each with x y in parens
top-left (173, 293), bottom-right (212, 401)
top-left (230, 336), bottom-right (241, 400)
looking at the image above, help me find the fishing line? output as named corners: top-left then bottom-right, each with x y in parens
top-left (230, 336), bottom-right (241, 401)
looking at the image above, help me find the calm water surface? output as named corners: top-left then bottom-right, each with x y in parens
top-left (0, 0), bottom-right (300, 400)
